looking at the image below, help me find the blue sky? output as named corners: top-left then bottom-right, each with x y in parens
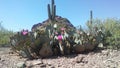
top-left (0, 0), bottom-right (120, 32)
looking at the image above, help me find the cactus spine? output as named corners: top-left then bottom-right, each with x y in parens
top-left (47, 0), bottom-right (56, 21)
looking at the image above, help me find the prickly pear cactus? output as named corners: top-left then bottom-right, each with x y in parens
top-left (10, 0), bottom-right (104, 59)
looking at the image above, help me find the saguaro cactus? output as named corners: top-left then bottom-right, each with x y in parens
top-left (47, 0), bottom-right (56, 21)
top-left (89, 10), bottom-right (93, 32)
top-left (90, 10), bottom-right (93, 24)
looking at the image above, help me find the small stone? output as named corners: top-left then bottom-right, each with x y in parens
top-left (2, 60), bottom-right (5, 62)
top-left (40, 64), bottom-right (46, 67)
top-left (98, 43), bottom-right (103, 48)
top-left (16, 62), bottom-right (26, 68)
top-left (25, 59), bottom-right (43, 67)
top-left (47, 64), bottom-right (52, 66)
top-left (19, 50), bottom-right (27, 58)
top-left (9, 51), bottom-right (14, 54)
top-left (119, 60), bottom-right (120, 62)
top-left (58, 64), bottom-right (61, 67)
top-left (46, 60), bottom-right (53, 65)
top-left (75, 56), bottom-right (84, 63)
top-left (102, 50), bottom-right (109, 56)
top-left (83, 61), bottom-right (88, 64)
top-left (50, 66), bottom-right (55, 68)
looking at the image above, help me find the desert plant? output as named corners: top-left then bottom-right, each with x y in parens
top-left (47, 0), bottom-right (56, 22)
top-left (0, 23), bottom-right (14, 45)
top-left (103, 18), bottom-right (120, 50)
top-left (86, 17), bottom-right (120, 50)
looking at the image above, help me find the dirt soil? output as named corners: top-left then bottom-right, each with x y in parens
top-left (0, 47), bottom-right (120, 68)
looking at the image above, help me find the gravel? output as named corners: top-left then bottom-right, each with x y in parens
top-left (0, 47), bottom-right (120, 68)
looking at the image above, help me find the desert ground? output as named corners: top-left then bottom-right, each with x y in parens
top-left (0, 46), bottom-right (120, 68)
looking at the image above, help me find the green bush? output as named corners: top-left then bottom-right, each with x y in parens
top-left (0, 23), bottom-right (14, 45)
top-left (103, 18), bottom-right (120, 50)
top-left (86, 18), bottom-right (120, 50)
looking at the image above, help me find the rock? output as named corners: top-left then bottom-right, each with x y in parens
top-left (19, 50), bottom-right (27, 58)
top-left (16, 62), bottom-right (26, 68)
top-left (31, 16), bottom-right (75, 32)
top-left (98, 43), bottom-right (103, 48)
top-left (84, 43), bottom-right (95, 51)
top-left (39, 43), bottom-right (53, 58)
top-left (46, 61), bottom-right (53, 66)
top-left (118, 64), bottom-right (120, 68)
top-left (119, 60), bottom-right (120, 62)
top-left (102, 50), bottom-right (109, 56)
top-left (74, 44), bottom-right (85, 53)
top-left (40, 64), bottom-right (46, 68)
top-left (75, 56), bottom-right (85, 63)
top-left (50, 66), bottom-right (55, 68)
top-left (9, 51), bottom-right (14, 54)
top-left (25, 59), bottom-right (43, 67)
top-left (1, 59), bottom-right (5, 62)
top-left (58, 64), bottom-right (62, 67)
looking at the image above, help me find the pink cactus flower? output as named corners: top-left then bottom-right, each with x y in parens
top-left (22, 30), bottom-right (28, 35)
top-left (55, 32), bottom-right (58, 35)
top-left (57, 35), bottom-right (62, 41)
top-left (61, 27), bottom-right (65, 31)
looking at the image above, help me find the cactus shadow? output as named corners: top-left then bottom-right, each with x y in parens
top-left (42, 53), bottom-right (78, 59)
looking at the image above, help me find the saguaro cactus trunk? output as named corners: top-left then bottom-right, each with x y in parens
top-left (47, 0), bottom-right (56, 22)
top-left (89, 10), bottom-right (93, 33)
top-left (90, 10), bottom-right (93, 25)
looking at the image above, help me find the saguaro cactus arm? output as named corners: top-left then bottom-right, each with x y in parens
top-left (48, 4), bottom-right (52, 20)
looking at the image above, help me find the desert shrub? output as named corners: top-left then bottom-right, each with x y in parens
top-left (0, 23), bottom-right (14, 45)
top-left (86, 18), bottom-right (120, 50)
top-left (103, 18), bottom-right (120, 50)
